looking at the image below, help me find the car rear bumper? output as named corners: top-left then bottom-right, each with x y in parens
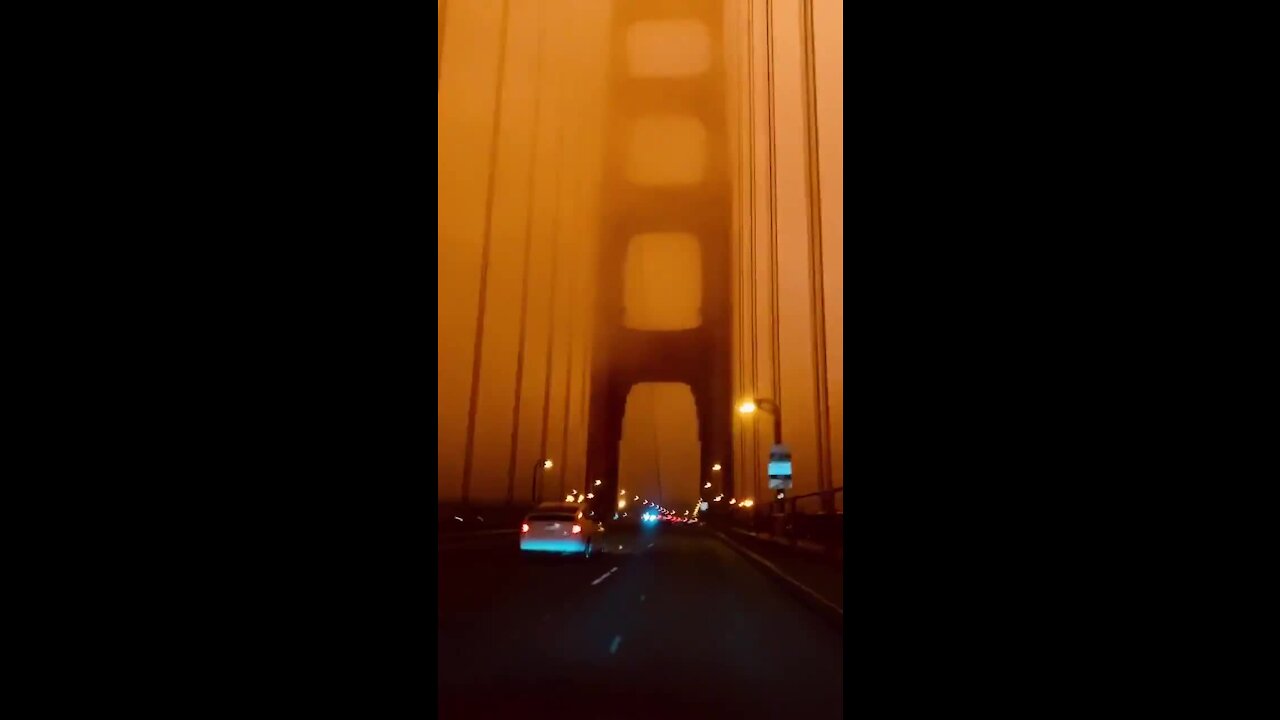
top-left (520, 537), bottom-right (588, 553)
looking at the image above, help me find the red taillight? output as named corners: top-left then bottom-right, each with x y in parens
top-left (521, 523), bottom-right (529, 533)
top-left (571, 524), bottom-right (582, 534)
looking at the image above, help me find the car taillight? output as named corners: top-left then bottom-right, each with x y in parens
top-left (521, 523), bottom-right (529, 533)
top-left (571, 524), bottom-right (582, 534)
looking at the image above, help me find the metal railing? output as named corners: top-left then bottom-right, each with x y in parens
top-left (437, 503), bottom-right (534, 535)
top-left (717, 486), bottom-right (843, 560)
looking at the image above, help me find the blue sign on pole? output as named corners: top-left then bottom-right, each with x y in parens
top-left (767, 444), bottom-right (792, 490)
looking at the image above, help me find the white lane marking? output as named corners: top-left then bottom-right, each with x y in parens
top-left (610, 566), bottom-right (618, 574)
top-left (609, 636), bottom-right (623, 654)
top-left (591, 571), bottom-right (613, 586)
top-left (640, 594), bottom-right (646, 602)
top-left (647, 543), bottom-right (654, 548)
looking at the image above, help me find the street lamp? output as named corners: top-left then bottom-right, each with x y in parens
top-left (737, 398), bottom-right (783, 443)
top-left (531, 458), bottom-right (552, 504)
top-left (706, 462), bottom-right (721, 496)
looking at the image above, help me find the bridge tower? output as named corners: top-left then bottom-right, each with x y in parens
top-left (586, 0), bottom-right (734, 509)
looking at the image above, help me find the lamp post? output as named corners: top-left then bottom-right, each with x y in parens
top-left (707, 462), bottom-right (721, 494)
top-left (531, 458), bottom-right (552, 504)
top-left (737, 398), bottom-right (782, 444)
top-left (738, 398), bottom-right (785, 530)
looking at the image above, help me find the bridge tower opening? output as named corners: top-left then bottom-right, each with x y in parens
top-left (617, 382), bottom-right (702, 514)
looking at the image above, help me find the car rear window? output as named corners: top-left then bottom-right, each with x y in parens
top-left (527, 513), bottom-right (577, 522)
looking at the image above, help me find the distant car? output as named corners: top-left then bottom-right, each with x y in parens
top-left (520, 502), bottom-right (603, 557)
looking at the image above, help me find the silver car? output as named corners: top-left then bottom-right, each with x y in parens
top-left (519, 502), bottom-right (603, 558)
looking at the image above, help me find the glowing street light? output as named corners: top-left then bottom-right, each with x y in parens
top-left (532, 459), bottom-right (553, 503)
top-left (617, 499), bottom-right (627, 510)
top-left (737, 398), bottom-right (783, 443)
top-left (711, 463), bottom-right (722, 472)
top-left (594, 479), bottom-right (602, 486)
top-left (586, 492), bottom-right (595, 499)
top-left (704, 482), bottom-right (712, 488)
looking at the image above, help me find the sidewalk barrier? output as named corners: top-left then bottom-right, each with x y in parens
top-left (713, 529), bottom-right (843, 630)
top-left (718, 486), bottom-right (843, 562)
top-left (437, 504), bottom-right (534, 536)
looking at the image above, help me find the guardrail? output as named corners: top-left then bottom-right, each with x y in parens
top-left (439, 499), bottom-right (630, 536)
top-left (437, 504), bottom-right (534, 535)
top-left (715, 486), bottom-right (843, 559)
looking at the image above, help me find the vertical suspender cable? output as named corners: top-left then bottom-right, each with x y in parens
top-left (460, 0), bottom-right (512, 504)
top-left (558, 224), bottom-right (577, 498)
top-left (505, 0), bottom-right (545, 503)
top-left (748, 0), bottom-right (762, 505)
top-left (764, 0), bottom-right (783, 415)
top-left (536, 127), bottom-right (566, 504)
top-left (733, 0), bottom-right (748, 503)
top-left (799, 0), bottom-right (833, 494)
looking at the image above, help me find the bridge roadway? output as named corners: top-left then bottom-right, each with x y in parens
top-left (438, 523), bottom-right (843, 719)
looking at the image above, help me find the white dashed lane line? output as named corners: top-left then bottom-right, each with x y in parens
top-left (609, 636), bottom-right (623, 654)
top-left (590, 567), bottom-right (620, 586)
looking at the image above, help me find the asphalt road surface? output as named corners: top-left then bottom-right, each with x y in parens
top-left (438, 523), bottom-right (843, 719)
